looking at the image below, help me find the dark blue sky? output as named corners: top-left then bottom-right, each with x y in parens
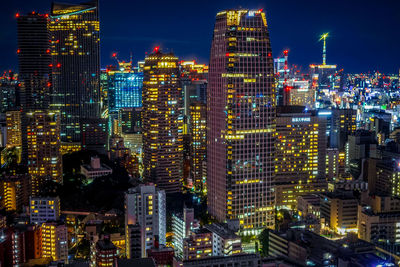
top-left (1, 0), bottom-right (399, 73)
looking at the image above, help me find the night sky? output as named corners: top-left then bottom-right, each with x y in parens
top-left (1, 0), bottom-right (399, 74)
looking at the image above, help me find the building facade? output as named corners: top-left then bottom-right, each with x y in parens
top-left (0, 174), bottom-right (30, 212)
top-left (30, 196), bottom-right (60, 224)
top-left (207, 9), bottom-right (276, 234)
top-left (49, 0), bottom-right (101, 143)
top-left (183, 228), bottom-right (213, 260)
top-left (172, 207), bottom-right (196, 258)
top-left (17, 12), bottom-right (51, 111)
top-left (26, 110), bottom-right (62, 194)
top-left (6, 111), bottom-right (22, 148)
top-left (107, 62), bottom-right (143, 112)
top-left (189, 102), bottom-right (207, 193)
top-left (142, 50), bottom-right (183, 193)
top-left (41, 221), bottom-right (68, 263)
top-left (125, 185), bottom-right (166, 258)
top-left (275, 106), bottom-right (327, 209)
top-left (320, 190), bottom-right (359, 234)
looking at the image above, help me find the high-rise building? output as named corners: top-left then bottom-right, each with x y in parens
top-left (17, 12), bottom-right (54, 166)
top-left (287, 80), bottom-right (315, 109)
top-left (368, 158), bottom-right (400, 197)
top-left (49, 0), bottom-right (101, 143)
top-left (118, 107), bottom-right (142, 134)
top-left (142, 49), bottom-right (183, 193)
top-left (325, 147), bottom-right (346, 182)
top-left (330, 109), bottom-right (357, 149)
top-left (180, 60), bottom-right (208, 133)
top-left (0, 71), bottom-right (18, 113)
top-left (275, 106), bottom-right (327, 209)
top-left (26, 110), bottom-right (62, 194)
top-left (125, 185), bottom-right (166, 258)
top-left (41, 221), bottom-right (68, 263)
top-left (189, 102), bottom-right (207, 193)
top-left (107, 61), bottom-right (143, 112)
top-left (100, 68), bottom-right (108, 114)
top-left (207, 9), bottom-right (276, 233)
top-left (17, 12), bottom-right (51, 111)
top-left (29, 196), bottom-right (60, 224)
top-left (81, 117), bottom-right (108, 154)
top-left (6, 110), bottom-right (22, 148)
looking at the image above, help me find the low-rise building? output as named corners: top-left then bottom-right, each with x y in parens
top-left (358, 207), bottom-right (400, 245)
top-left (80, 156), bottom-right (112, 181)
top-left (297, 194), bottom-right (320, 219)
top-left (172, 207), bottom-right (198, 258)
top-left (177, 253), bottom-right (260, 267)
top-left (183, 228), bottom-right (212, 260)
top-left (205, 223), bottom-right (242, 256)
top-left (147, 244), bottom-right (174, 266)
top-left (320, 190), bottom-right (358, 234)
top-left (91, 236), bottom-right (118, 267)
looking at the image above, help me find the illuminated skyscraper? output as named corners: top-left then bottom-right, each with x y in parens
top-left (189, 102), bottom-right (207, 193)
top-left (26, 110), bottom-right (62, 195)
top-left (108, 61), bottom-right (143, 112)
top-left (142, 49), bottom-right (183, 193)
top-left (208, 9), bottom-right (276, 233)
top-left (49, 0), bottom-right (101, 143)
top-left (275, 106), bottom-right (327, 210)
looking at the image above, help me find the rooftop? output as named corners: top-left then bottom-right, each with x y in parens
top-left (205, 223), bottom-right (239, 239)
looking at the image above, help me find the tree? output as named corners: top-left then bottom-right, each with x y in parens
top-left (258, 228), bottom-right (269, 257)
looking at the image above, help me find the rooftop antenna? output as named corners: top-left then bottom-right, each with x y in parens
top-left (319, 32), bottom-right (329, 65)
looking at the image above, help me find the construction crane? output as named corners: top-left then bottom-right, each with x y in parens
top-left (112, 51), bottom-right (133, 71)
top-left (319, 32), bottom-right (329, 65)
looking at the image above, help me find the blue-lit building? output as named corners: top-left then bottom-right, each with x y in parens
top-left (108, 62), bottom-right (143, 112)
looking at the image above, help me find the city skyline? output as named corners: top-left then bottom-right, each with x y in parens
top-left (1, 1), bottom-right (400, 265)
top-left (0, 0), bottom-right (398, 73)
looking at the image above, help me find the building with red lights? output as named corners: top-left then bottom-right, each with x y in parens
top-left (49, 0), bottom-right (101, 144)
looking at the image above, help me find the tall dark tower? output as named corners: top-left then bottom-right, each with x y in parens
top-left (17, 12), bottom-right (51, 111)
top-left (17, 12), bottom-right (62, 188)
top-left (49, 1), bottom-right (101, 145)
top-left (207, 9), bottom-right (276, 233)
top-left (142, 49), bottom-right (183, 193)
